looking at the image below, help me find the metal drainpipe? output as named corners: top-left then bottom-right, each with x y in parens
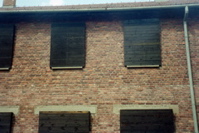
top-left (184, 6), bottom-right (199, 133)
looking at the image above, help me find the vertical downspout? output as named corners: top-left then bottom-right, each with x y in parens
top-left (184, 6), bottom-right (199, 133)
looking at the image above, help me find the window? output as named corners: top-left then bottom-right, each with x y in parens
top-left (50, 22), bottom-right (85, 69)
top-left (0, 24), bottom-right (15, 70)
top-left (120, 109), bottom-right (175, 133)
top-left (39, 111), bottom-right (91, 133)
top-left (0, 112), bottom-right (13, 133)
top-left (123, 19), bottom-right (161, 68)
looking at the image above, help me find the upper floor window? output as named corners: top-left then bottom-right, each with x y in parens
top-left (123, 19), bottom-right (161, 68)
top-left (0, 24), bottom-right (15, 70)
top-left (50, 22), bottom-right (85, 69)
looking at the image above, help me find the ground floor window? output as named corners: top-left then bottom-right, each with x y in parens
top-left (39, 111), bottom-right (91, 133)
top-left (0, 112), bottom-right (13, 133)
top-left (120, 109), bottom-right (175, 133)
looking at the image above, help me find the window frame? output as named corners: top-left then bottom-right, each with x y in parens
top-left (0, 112), bottom-right (13, 133)
top-left (39, 111), bottom-right (91, 133)
top-left (0, 24), bottom-right (15, 70)
top-left (120, 109), bottom-right (175, 133)
top-left (123, 19), bottom-right (161, 68)
top-left (50, 22), bottom-right (86, 70)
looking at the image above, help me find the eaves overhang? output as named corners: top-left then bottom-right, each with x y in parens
top-left (0, 4), bottom-right (198, 22)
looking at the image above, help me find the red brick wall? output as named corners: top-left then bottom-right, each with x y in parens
top-left (0, 18), bottom-right (196, 132)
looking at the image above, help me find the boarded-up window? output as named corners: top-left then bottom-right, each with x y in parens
top-left (50, 22), bottom-right (85, 69)
top-left (0, 24), bottom-right (15, 70)
top-left (39, 111), bottom-right (91, 133)
top-left (123, 19), bottom-right (161, 68)
top-left (120, 110), bottom-right (175, 133)
top-left (0, 112), bottom-right (13, 133)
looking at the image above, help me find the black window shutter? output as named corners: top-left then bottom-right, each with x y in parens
top-left (0, 24), bottom-right (15, 70)
top-left (120, 110), bottom-right (175, 133)
top-left (0, 112), bottom-right (13, 133)
top-left (123, 19), bottom-right (161, 67)
top-left (39, 111), bottom-right (91, 133)
top-left (50, 22), bottom-right (85, 69)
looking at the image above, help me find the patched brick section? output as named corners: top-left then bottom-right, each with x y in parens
top-left (189, 19), bottom-right (199, 123)
top-left (0, 19), bottom-right (195, 133)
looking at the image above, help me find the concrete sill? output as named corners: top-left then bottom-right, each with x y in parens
top-left (126, 65), bottom-right (160, 68)
top-left (51, 66), bottom-right (83, 70)
top-left (0, 68), bottom-right (10, 70)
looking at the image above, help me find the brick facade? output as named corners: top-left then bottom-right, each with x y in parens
top-left (0, 1), bottom-right (199, 133)
top-left (0, 19), bottom-right (196, 133)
